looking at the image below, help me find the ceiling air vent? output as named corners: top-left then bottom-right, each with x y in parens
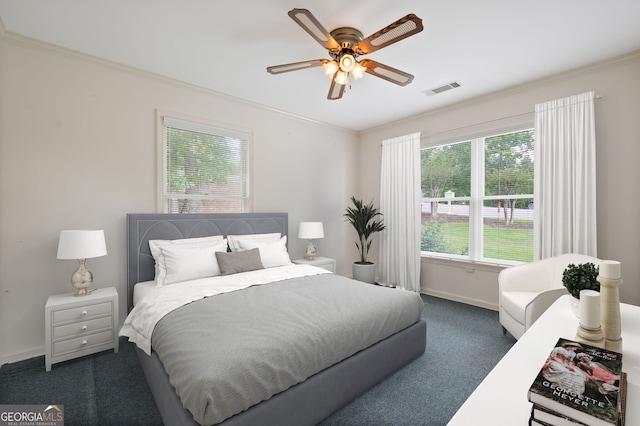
top-left (422, 81), bottom-right (462, 96)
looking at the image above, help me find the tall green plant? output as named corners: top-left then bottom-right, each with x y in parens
top-left (344, 197), bottom-right (386, 263)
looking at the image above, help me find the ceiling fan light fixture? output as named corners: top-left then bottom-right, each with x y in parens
top-left (323, 60), bottom-right (339, 77)
top-left (334, 70), bottom-right (349, 86)
top-left (339, 54), bottom-right (356, 72)
top-left (352, 62), bottom-right (366, 80)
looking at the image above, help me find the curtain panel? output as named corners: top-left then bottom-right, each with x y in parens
top-left (379, 132), bottom-right (421, 292)
top-left (534, 91), bottom-right (597, 260)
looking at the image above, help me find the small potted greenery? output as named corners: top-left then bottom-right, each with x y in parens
top-left (562, 262), bottom-right (600, 316)
top-left (344, 196), bottom-right (385, 283)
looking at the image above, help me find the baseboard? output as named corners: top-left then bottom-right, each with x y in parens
top-left (421, 288), bottom-right (498, 311)
top-left (0, 347), bottom-right (44, 369)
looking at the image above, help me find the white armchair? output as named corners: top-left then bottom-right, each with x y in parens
top-left (499, 253), bottom-right (601, 339)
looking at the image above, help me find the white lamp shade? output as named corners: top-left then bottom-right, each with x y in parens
top-left (352, 62), bottom-right (365, 80)
top-left (57, 230), bottom-right (107, 259)
top-left (323, 60), bottom-right (339, 77)
top-left (334, 70), bottom-right (348, 86)
top-left (298, 222), bottom-right (324, 239)
top-left (339, 54), bottom-right (356, 72)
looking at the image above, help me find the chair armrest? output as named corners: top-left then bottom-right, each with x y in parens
top-left (524, 289), bottom-right (569, 329)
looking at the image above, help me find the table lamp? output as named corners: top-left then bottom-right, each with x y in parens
top-left (57, 230), bottom-right (107, 296)
top-left (298, 222), bottom-right (324, 260)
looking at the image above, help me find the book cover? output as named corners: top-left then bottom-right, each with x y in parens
top-left (532, 404), bottom-right (588, 426)
top-left (528, 338), bottom-right (623, 426)
top-left (530, 415), bottom-right (554, 426)
top-left (531, 372), bottom-right (627, 426)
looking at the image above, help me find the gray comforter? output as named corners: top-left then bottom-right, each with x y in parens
top-left (151, 273), bottom-right (424, 425)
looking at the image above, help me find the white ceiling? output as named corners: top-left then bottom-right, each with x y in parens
top-left (1, 0), bottom-right (640, 131)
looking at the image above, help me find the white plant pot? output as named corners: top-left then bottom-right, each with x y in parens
top-left (352, 262), bottom-right (376, 284)
top-left (569, 296), bottom-right (580, 318)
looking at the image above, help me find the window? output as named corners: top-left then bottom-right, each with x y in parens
top-left (159, 115), bottom-right (251, 213)
top-left (421, 128), bottom-right (534, 264)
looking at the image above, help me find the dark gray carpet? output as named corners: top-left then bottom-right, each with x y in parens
top-left (0, 337), bottom-right (160, 426)
top-left (320, 295), bottom-right (516, 425)
top-left (0, 295), bottom-right (515, 425)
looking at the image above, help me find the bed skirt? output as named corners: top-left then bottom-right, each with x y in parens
top-left (135, 318), bottom-right (426, 426)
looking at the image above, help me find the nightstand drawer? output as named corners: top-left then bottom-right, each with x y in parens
top-left (53, 316), bottom-right (113, 340)
top-left (292, 257), bottom-right (336, 273)
top-left (312, 261), bottom-right (335, 272)
top-left (52, 301), bottom-right (112, 324)
top-left (52, 330), bottom-right (114, 356)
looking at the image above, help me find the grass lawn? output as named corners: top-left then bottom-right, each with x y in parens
top-left (427, 221), bottom-right (533, 262)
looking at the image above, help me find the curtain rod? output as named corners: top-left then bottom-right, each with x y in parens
top-left (419, 94), bottom-right (603, 140)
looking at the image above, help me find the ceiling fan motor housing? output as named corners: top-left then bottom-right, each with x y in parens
top-left (330, 27), bottom-right (364, 53)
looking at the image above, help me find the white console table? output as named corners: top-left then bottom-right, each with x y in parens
top-left (448, 295), bottom-right (640, 425)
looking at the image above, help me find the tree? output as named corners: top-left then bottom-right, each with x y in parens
top-left (421, 142), bottom-right (470, 219)
top-left (485, 167), bottom-right (530, 224)
top-left (484, 130), bottom-right (534, 224)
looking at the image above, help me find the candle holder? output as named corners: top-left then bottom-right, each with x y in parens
top-left (575, 289), bottom-right (604, 348)
top-left (598, 260), bottom-right (623, 352)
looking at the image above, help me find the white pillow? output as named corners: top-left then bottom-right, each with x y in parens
top-left (227, 233), bottom-right (281, 252)
top-left (237, 236), bottom-right (291, 269)
top-left (149, 235), bottom-right (225, 285)
top-left (158, 239), bottom-right (227, 285)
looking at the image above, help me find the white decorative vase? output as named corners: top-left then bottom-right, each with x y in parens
top-left (569, 296), bottom-right (580, 318)
top-left (352, 262), bottom-right (376, 284)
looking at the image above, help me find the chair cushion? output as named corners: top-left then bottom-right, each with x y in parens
top-left (500, 291), bottom-right (538, 323)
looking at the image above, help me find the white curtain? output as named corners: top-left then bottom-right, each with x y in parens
top-left (534, 91), bottom-right (597, 260)
top-left (379, 132), bottom-right (421, 292)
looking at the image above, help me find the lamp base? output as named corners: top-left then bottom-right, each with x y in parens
top-left (71, 259), bottom-right (93, 296)
top-left (305, 240), bottom-right (317, 260)
top-left (74, 288), bottom-right (94, 297)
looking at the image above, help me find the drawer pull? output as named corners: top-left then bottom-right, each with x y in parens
top-left (82, 310), bottom-right (88, 316)
top-left (81, 325), bottom-right (88, 331)
top-left (81, 340), bottom-right (88, 346)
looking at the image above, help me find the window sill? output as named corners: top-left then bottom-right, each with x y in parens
top-left (420, 253), bottom-right (517, 272)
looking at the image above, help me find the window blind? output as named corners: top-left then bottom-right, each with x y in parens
top-left (161, 116), bottom-right (250, 213)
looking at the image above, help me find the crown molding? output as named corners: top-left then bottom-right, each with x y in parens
top-left (361, 48), bottom-right (640, 136)
top-left (0, 29), bottom-right (355, 134)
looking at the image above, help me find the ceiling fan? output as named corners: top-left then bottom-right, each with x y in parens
top-left (267, 8), bottom-right (424, 100)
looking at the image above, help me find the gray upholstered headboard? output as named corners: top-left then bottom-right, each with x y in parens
top-left (126, 213), bottom-right (288, 312)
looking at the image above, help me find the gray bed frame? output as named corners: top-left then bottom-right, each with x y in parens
top-left (126, 213), bottom-right (426, 426)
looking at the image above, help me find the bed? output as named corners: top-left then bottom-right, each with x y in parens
top-left (122, 213), bottom-right (426, 426)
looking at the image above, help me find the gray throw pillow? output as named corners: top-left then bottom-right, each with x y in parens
top-left (215, 248), bottom-right (264, 275)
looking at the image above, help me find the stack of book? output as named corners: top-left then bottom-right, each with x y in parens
top-left (527, 337), bottom-right (626, 426)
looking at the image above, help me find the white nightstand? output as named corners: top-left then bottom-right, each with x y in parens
top-left (45, 287), bottom-right (119, 372)
top-left (292, 257), bottom-right (336, 273)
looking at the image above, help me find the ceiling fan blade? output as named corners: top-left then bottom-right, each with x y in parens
top-left (267, 59), bottom-right (327, 74)
top-left (327, 78), bottom-right (345, 100)
top-left (354, 14), bottom-right (423, 55)
top-left (288, 8), bottom-right (340, 51)
top-left (359, 59), bottom-right (415, 86)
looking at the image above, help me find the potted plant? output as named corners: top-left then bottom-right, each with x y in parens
top-left (344, 196), bottom-right (386, 283)
top-left (562, 262), bottom-right (600, 316)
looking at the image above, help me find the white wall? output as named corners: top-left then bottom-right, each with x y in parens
top-left (360, 51), bottom-right (640, 310)
top-left (2, 29), bottom-right (638, 365)
top-left (0, 33), bottom-right (359, 364)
